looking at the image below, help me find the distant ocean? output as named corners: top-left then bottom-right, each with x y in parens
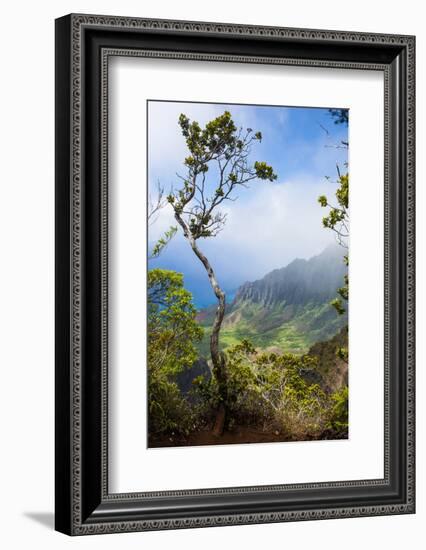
top-left (148, 253), bottom-right (239, 310)
top-left (193, 289), bottom-right (237, 310)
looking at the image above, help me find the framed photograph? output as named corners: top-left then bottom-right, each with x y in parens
top-left (55, 14), bottom-right (415, 535)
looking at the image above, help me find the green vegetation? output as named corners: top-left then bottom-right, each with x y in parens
top-left (147, 108), bottom-right (349, 447)
top-left (318, 108), bottom-right (349, 316)
top-left (167, 110), bottom-right (277, 435)
top-left (308, 326), bottom-right (348, 391)
top-left (147, 269), bottom-right (203, 436)
top-left (193, 339), bottom-right (348, 440)
top-left (318, 107), bottom-right (349, 361)
top-left (148, 269), bottom-right (349, 444)
top-left (197, 301), bottom-right (346, 356)
top-left (318, 172), bottom-right (349, 316)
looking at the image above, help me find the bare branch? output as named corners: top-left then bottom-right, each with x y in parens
top-left (148, 180), bottom-right (167, 225)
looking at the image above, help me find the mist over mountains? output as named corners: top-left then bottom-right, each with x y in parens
top-left (234, 244), bottom-right (347, 308)
top-left (197, 245), bottom-right (348, 355)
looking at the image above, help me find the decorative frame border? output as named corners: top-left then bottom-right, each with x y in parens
top-left (100, 49), bottom-right (391, 501)
top-left (55, 14), bottom-right (415, 536)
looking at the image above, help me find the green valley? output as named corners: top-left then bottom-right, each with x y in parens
top-left (196, 245), bottom-right (348, 357)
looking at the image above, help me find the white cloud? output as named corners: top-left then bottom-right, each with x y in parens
top-left (149, 175), bottom-right (340, 287)
top-left (147, 100), bottom-right (285, 196)
top-left (148, 100), bottom-right (224, 177)
top-left (147, 101), bottom-right (340, 287)
top-left (202, 176), bottom-right (339, 282)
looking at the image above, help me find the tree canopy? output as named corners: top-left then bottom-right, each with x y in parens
top-left (168, 111), bottom-right (277, 241)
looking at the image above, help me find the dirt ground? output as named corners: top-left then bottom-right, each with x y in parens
top-left (148, 426), bottom-right (345, 448)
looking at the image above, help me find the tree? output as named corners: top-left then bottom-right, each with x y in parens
top-left (148, 269), bottom-right (203, 436)
top-left (329, 108), bottom-right (349, 126)
top-left (318, 108), bottom-right (349, 380)
top-left (212, 340), bottom-right (336, 439)
top-left (318, 108), bottom-right (349, 316)
top-left (148, 181), bottom-right (177, 259)
top-left (318, 170), bottom-right (348, 316)
top-left (168, 111), bottom-right (277, 435)
top-left (148, 180), bottom-right (167, 225)
top-left (193, 338), bottom-right (348, 440)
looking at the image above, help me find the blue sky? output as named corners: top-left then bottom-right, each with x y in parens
top-left (148, 101), bottom-right (348, 308)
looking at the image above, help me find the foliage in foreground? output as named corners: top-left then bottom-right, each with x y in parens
top-left (193, 340), bottom-right (348, 440)
top-left (166, 110), bottom-right (277, 434)
top-left (148, 272), bottom-right (349, 441)
top-left (147, 268), bottom-right (203, 435)
top-left (318, 108), bottom-right (349, 364)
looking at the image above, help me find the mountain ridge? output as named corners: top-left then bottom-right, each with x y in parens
top-left (197, 244), bottom-right (348, 355)
top-left (233, 244), bottom-right (347, 308)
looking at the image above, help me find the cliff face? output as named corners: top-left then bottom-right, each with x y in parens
top-left (234, 245), bottom-right (347, 308)
top-left (197, 245), bottom-right (348, 356)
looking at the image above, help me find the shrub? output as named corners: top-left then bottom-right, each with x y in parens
top-left (194, 339), bottom-right (344, 440)
top-left (147, 269), bottom-right (203, 436)
top-left (327, 385), bottom-right (349, 437)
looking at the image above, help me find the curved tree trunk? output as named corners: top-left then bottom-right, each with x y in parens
top-left (174, 213), bottom-right (228, 435)
top-left (210, 295), bottom-right (227, 436)
top-left (189, 240), bottom-right (228, 436)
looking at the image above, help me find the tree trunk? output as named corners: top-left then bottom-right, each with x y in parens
top-left (189, 240), bottom-right (228, 436)
top-left (174, 213), bottom-right (228, 435)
